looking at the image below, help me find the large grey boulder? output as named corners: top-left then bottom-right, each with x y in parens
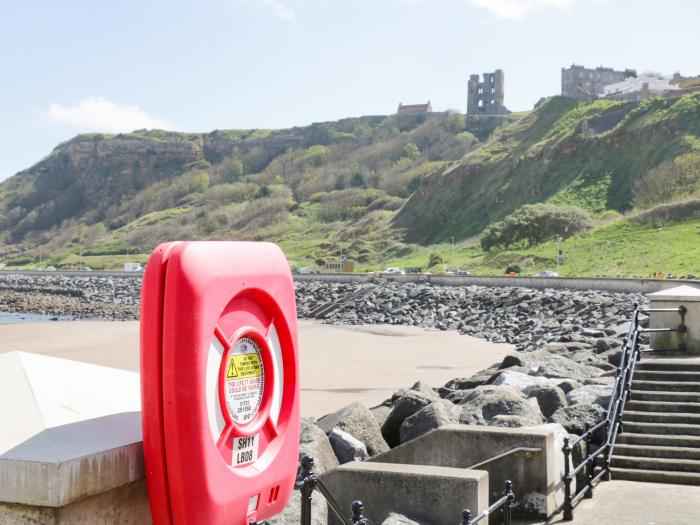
top-left (270, 419), bottom-right (338, 525)
top-left (317, 401), bottom-right (389, 456)
top-left (381, 390), bottom-right (435, 447)
top-left (300, 418), bottom-right (339, 473)
top-left (594, 338), bottom-right (623, 354)
top-left (529, 384), bottom-right (568, 419)
top-left (492, 370), bottom-right (561, 396)
top-left (566, 384), bottom-right (613, 408)
top-left (458, 385), bottom-right (543, 427)
top-left (550, 404), bottom-right (606, 435)
top-left (380, 512), bottom-right (426, 525)
top-left (370, 405), bottom-right (392, 429)
top-left (444, 366), bottom-right (500, 390)
top-left (529, 354), bottom-right (605, 381)
top-left (399, 400), bottom-right (460, 444)
top-left (328, 427), bottom-right (369, 464)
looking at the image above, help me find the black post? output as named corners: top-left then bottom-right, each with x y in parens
top-left (295, 454), bottom-right (317, 525)
top-left (503, 480), bottom-right (514, 525)
top-left (563, 437), bottom-right (573, 520)
top-left (460, 509), bottom-right (472, 525)
top-left (584, 424), bottom-right (593, 499)
top-left (351, 500), bottom-right (368, 525)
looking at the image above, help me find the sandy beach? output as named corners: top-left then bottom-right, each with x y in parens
top-left (0, 320), bottom-right (512, 416)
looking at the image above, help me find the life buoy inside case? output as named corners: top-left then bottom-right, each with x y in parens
top-left (141, 241), bottom-right (300, 525)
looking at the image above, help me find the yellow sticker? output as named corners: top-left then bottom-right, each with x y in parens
top-left (226, 353), bottom-right (261, 380)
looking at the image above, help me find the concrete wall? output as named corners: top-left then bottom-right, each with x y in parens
top-left (367, 424), bottom-right (567, 519)
top-left (295, 273), bottom-right (700, 295)
top-left (649, 286), bottom-right (700, 353)
top-left (320, 462), bottom-right (488, 525)
top-left (0, 480), bottom-right (151, 525)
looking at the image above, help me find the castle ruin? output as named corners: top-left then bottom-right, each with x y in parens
top-left (467, 70), bottom-right (510, 116)
top-left (561, 64), bottom-right (636, 101)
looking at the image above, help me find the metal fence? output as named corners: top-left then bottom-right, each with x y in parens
top-left (561, 304), bottom-right (687, 520)
top-left (295, 453), bottom-right (515, 525)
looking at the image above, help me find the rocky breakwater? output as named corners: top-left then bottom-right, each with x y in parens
top-left (289, 280), bottom-right (645, 522)
top-left (0, 273), bottom-right (141, 320)
top-left (296, 280), bottom-right (646, 350)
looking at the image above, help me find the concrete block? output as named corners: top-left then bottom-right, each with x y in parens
top-left (0, 479), bottom-right (151, 524)
top-left (320, 462), bottom-right (488, 525)
top-left (648, 285), bottom-right (700, 353)
top-left (0, 352), bottom-right (145, 516)
top-left (368, 424), bottom-right (567, 519)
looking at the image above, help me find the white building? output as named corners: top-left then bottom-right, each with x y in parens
top-left (603, 76), bottom-right (680, 101)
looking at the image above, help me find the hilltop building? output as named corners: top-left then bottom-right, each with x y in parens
top-left (604, 75), bottom-right (680, 102)
top-left (467, 70), bottom-right (510, 116)
top-left (561, 64), bottom-right (635, 101)
top-left (397, 102), bottom-right (432, 114)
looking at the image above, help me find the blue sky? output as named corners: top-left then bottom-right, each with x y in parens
top-left (1, 0), bottom-right (699, 181)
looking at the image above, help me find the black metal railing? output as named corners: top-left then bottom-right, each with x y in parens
top-left (295, 454), bottom-right (516, 525)
top-left (460, 481), bottom-right (514, 525)
top-left (561, 304), bottom-right (687, 520)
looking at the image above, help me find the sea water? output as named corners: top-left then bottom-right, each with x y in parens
top-left (0, 312), bottom-right (75, 324)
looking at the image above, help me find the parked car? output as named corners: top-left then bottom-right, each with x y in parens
top-left (296, 267), bottom-right (319, 274)
top-left (455, 270), bottom-right (471, 276)
top-left (383, 267), bottom-right (405, 274)
top-left (537, 270), bottom-right (559, 277)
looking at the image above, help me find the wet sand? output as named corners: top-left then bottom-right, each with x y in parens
top-left (0, 320), bottom-right (512, 416)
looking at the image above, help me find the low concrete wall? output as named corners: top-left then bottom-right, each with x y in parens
top-left (0, 479), bottom-right (151, 525)
top-left (321, 462), bottom-right (488, 525)
top-left (649, 286), bottom-right (700, 353)
top-left (368, 424), bottom-right (567, 519)
top-left (295, 273), bottom-right (700, 294)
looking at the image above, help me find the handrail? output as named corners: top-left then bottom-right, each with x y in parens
top-left (561, 303), bottom-right (686, 520)
top-left (460, 481), bottom-right (515, 525)
top-left (295, 454), bottom-right (516, 525)
top-left (466, 447), bottom-right (541, 470)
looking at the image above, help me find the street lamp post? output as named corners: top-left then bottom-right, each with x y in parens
top-left (450, 236), bottom-right (455, 271)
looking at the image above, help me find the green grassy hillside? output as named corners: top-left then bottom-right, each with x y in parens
top-left (2, 93), bottom-right (700, 276)
top-left (393, 93), bottom-right (700, 244)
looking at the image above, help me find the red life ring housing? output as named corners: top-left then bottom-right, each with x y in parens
top-left (140, 241), bottom-right (300, 525)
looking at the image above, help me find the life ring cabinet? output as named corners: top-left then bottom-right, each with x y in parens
top-left (140, 242), bottom-right (300, 525)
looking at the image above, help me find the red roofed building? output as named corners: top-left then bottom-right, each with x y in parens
top-left (397, 101), bottom-right (432, 114)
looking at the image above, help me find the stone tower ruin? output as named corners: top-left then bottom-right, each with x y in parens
top-left (467, 70), bottom-right (510, 116)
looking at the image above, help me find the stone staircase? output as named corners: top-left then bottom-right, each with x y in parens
top-left (611, 359), bottom-right (700, 485)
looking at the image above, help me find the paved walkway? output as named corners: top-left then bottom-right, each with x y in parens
top-left (531, 480), bottom-right (700, 525)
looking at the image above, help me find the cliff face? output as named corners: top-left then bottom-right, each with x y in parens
top-left (0, 114), bottom-right (421, 245)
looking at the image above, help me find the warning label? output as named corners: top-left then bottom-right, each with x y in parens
top-left (233, 433), bottom-right (259, 467)
top-left (224, 337), bottom-right (265, 425)
top-left (226, 353), bottom-right (261, 380)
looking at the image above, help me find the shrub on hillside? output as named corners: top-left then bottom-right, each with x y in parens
top-left (632, 198), bottom-right (700, 224)
top-left (480, 203), bottom-right (592, 251)
top-left (633, 152), bottom-right (700, 209)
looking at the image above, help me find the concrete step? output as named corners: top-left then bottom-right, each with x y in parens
top-left (617, 433), bottom-right (700, 448)
top-left (637, 361), bottom-right (700, 372)
top-left (622, 421), bottom-right (700, 436)
top-left (631, 390), bottom-right (700, 403)
top-left (613, 443), bottom-right (700, 460)
top-left (611, 455), bottom-right (700, 473)
top-left (634, 370), bottom-right (700, 382)
top-left (624, 411), bottom-right (700, 425)
top-left (611, 467), bottom-right (700, 485)
top-left (626, 400), bottom-right (700, 413)
top-left (632, 380), bottom-right (700, 392)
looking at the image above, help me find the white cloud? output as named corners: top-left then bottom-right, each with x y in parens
top-left (45, 97), bottom-right (172, 132)
top-left (469, 0), bottom-right (575, 20)
top-left (244, 0), bottom-right (295, 21)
